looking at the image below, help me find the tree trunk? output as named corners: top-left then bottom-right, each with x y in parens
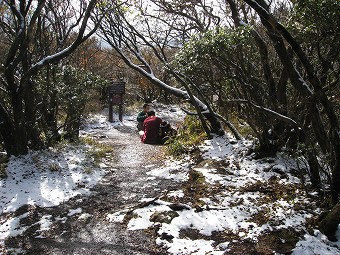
top-left (257, 129), bottom-right (279, 158)
top-left (11, 92), bottom-right (29, 155)
top-left (330, 129), bottom-right (340, 204)
top-left (319, 203), bottom-right (340, 242)
top-left (306, 151), bottom-right (321, 189)
top-left (24, 79), bottom-right (44, 149)
top-left (180, 83), bottom-right (212, 138)
top-left (277, 65), bottom-right (288, 113)
top-left (0, 0), bottom-right (99, 156)
top-left (64, 103), bottom-right (83, 142)
top-left (41, 66), bottom-right (59, 140)
top-left (114, 48), bottom-right (225, 136)
top-left (244, 0), bottom-right (340, 204)
top-left (0, 103), bottom-right (16, 156)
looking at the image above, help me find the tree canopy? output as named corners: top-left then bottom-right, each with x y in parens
top-left (0, 0), bottom-right (339, 231)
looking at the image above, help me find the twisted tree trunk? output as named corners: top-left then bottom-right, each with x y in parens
top-left (0, 0), bottom-right (100, 155)
top-left (244, 0), bottom-right (339, 201)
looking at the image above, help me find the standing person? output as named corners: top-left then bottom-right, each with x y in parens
top-left (142, 111), bottom-right (162, 144)
top-left (136, 103), bottom-right (151, 131)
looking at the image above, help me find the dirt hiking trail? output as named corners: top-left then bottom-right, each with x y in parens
top-left (7, 122), bottom-right (179, 255)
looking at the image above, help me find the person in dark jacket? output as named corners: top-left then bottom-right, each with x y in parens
top-left (136, 103), bottom-right (152, 131)
top-left (142, 111), bottom-right (162, 144)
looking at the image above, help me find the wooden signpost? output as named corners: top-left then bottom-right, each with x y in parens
top-left (108, 81), bottom-right (126, 122)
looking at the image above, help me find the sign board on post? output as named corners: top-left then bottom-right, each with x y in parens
top-left (108, 82), bottom-right (126, 94)
top-left (112, 94), bottom-right (123, 105)
top-left (108, 81), bottom-right (126, 122)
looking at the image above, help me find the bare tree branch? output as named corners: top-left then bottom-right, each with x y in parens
top-left (228, 99), bottom-right (299, 128)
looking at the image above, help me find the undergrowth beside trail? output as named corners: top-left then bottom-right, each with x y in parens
top-left (166, 116), bottom-right (207, 157)
top-left (47, 135), bottom-right (114, 172)
top-left (80, 136), bottom-right (114, 163)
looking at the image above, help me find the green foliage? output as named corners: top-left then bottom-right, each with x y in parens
top-left (173, 26), bottom-right (253, 74)
top-left (166, 116), bottom-right (207, 157)
top-left (228, 115), bottom-right (254, 138)
top-left (35, 65), bottom-right (108, 143)
top-left (189, 170), bottom-right (206, 183)
top-left (293, 0), bottom-right (340, 33)
top-left (59, 65), bottom-right (108, 112)
top-left (291, 0), bottom-right (340, 70)
top-left (171, 26), bottom-right (265, 142)
top-left (166, 138), bottom-right (187, 157)
top-left (182, 116), bottom-right (208, 144)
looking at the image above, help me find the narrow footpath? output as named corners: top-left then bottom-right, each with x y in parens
top-left (11, 121), bottom-right (180, 255)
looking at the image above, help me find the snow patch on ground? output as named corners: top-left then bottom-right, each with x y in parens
top-left (157, 238), bottom-right (224, 255)
top-left (81, 104), bottom-right (185, 133)
top-left (0, 147), bottom-right (106, 214)
top-left (0, 110), bottom-right (120, 249)
top-left (152, 103), bottom-right (186, 124)
top-left (34, 215), bottom-right (54, 238)
top-left (1, 105), bottom-right (338, 254)
top-left (107, 211), bottom-right (127, 223)
top-left (146, 156), bottom-right (192, 181)
top-left (292, 230), bottom-right (340, 255)
top-left (81, 109), bottom-right (137, 132)
top-left (0, 212), bottom-right (30, 240)
top-left (1, 212), bottom-right (59, 241)
top-left (112, 134), bottom-right (340, 254)
top-left (127, 203), bottom-right (171, 231)
top-left (167, 190), bottom-right (185, 198)
top-left (67, 207), bottom-right (82, 217)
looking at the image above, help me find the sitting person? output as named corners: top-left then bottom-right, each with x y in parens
top-left (136, 103), bottom-right (152, 131)
top-left (142, 110), bottom-right (163, 144)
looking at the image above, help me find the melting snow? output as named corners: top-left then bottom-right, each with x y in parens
top-left (113, 134), bottom-right (340, 254)
top-left (0, 148), bottom-right (106, 213)
top-left (0, 212), bottom-right (30, 240)
top-left (0, 109), bottom-right (122, 250)
top-left (292, 229), bottom-right (340, 255)
top-left (127, 203), bottom-right (171, 230)
top-left (147, 157), bottom-right (191, 181)
top-left (34, 214), bottom-right (54, 238)
top-left (107, 211), bottom-right (127, 223)
top-left (1, 106), bottom-right (339, 254)
top-left (67, 208), bottom-right (82, 217)
top-left (167, 190), bottom-right (185, 198)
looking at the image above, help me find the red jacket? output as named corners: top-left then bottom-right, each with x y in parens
top-left (142, 116), bottom-right (162, 144)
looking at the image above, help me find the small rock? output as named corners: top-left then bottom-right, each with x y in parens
top-left (78, 213), bottom-right (92, 221)
top-left (160, 232), bottom-right (174, 241)
top-left (150, 211), bottom-right (179, 224)
top-left (272, 165), bottom-right (287, 176)
top-left (168, 203), bottom-right (191, 211)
